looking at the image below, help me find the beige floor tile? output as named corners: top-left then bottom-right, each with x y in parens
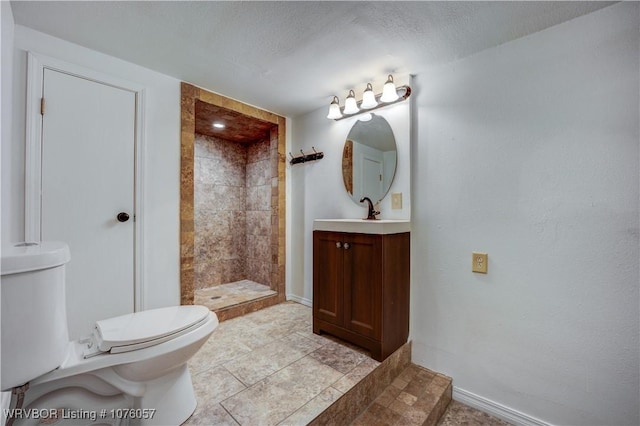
top-left (294, 329), bottom-right (334, 346)
top-left (221, 356), bottom-right (344, 426)
top-left (183, 402), bottom-right (239, 426)
top-left (224, 333), bottom-right (322, 385)
top-left (192, 366), bottom-right (246, 405)
top-left (437, 401), bottom-right (512, 426)
top-left (332, 357), bottom-right (380, 393)
top-left (195, 280), bottom-right (276, 311)
top-left (279, 387), bottom-right (343, 426)
top-left (188, 334), bottom-right (253, 375)
top-left (308, 340), bottom-right (368, 374)
top-left (218, 316), bottom-right (284, 350)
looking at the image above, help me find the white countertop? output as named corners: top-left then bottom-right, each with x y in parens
top-left (313, 219), bottom-right (411, 234)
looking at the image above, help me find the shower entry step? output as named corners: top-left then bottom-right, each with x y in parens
top-left (194, 280), bottom-right (276, 311)
top-left (309, 342), bottom-right (453, 426)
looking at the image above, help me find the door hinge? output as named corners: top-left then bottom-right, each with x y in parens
top-left (40, 98), bottom-right (45, 115)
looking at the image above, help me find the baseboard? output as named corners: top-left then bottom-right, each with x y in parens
top-left (453, 387), bottom-right (551, 426)
top-left (286, 293), bottom-right (312, 307)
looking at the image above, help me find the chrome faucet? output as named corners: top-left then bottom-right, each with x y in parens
top-left (359, 197), bottom-right (380, 220)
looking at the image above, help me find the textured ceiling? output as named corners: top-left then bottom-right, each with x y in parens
top-left (11, 1), bottom-right (614, 117)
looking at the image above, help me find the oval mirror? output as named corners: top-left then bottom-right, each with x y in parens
top-left (342, 114), bottom-right (397, 205)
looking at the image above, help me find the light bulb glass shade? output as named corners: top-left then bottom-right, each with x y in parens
top-left (326, 96), bottom-right (343, 119)
top-left (361, 83), bottom-right (378, 109)
top-left (343, 89), bottom-right (359, 115)
top-left (380, 74), bottom-right (399, 103)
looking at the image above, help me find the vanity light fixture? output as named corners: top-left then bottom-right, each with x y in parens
top-left (343, 90), bottom-right (359, 115)
top-left (326, 96), bottom-right (343, 119)
top-left (361, 83), bottom-right (378, 109)
top-left (380, 74), bottom-right (400, 102)
top-left (327, 74), bottom-right (411, 121)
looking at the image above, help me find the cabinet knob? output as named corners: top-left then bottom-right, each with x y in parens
top-left (343, 242), bottom-right (350, 250)
top-left (336, 242), bottom-right (342, 249)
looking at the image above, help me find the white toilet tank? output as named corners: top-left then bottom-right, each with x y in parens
top-left (1, 242), bottom-right (71, 391)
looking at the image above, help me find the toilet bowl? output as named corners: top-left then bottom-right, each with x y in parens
top-left (1, 242), bottom-right (218, 425)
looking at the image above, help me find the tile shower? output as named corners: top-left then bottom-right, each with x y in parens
top-left (193, 131), bottom-right (277, 310)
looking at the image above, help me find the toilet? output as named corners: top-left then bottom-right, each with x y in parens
top-left (1, 241), bottom-right (218, 425)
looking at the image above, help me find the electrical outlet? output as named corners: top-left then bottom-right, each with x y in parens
top-left (391, 193), bottom-right (402, 209)
top-left (472, 252), bottom-right (488, 274)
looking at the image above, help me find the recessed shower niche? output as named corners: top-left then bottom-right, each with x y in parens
top-left (181, 83), bottom-right (286, 321)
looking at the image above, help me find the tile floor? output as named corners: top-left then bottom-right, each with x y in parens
top-left (438, 401), bottom-right (512, 426)
top-left (185, 301), bottom-right (511, 426)
top-left (194, 279), bottom-right (277, 311)
top-left (184, 302), bottom-right (380, 425)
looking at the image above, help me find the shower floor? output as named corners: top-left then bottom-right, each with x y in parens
top-left (194, 280), bottom-right (276, 311)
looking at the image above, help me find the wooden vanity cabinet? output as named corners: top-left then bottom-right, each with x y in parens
top-left (313, 230), bottom-right (410, 361)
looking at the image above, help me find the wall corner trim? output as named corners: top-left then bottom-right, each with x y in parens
top-left (453, 387), bottom-right (552, 426)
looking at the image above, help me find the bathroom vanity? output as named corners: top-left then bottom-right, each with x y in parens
top-left (313, 219), bottom-right (410, 361)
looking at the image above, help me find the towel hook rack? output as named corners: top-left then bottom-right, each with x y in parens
top-left (289, 146), bottom-right (324, 165)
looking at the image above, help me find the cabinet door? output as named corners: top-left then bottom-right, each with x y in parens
top-left (313, 231), bottom-right (344, 326)
top-left (343, 233), bottom-right (382, 338)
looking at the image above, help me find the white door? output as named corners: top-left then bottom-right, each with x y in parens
top-left (40, 68), bottom-right (136, 340)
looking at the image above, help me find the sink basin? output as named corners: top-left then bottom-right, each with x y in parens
top-left (313, 219), bottom-right (411, 234)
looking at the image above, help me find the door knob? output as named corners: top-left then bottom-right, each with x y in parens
top-left (343, 242), bottom-right (350, 250)
top-left (116, 212), bottom-right (130, 222)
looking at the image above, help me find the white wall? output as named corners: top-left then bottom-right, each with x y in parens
top-left (289, 93), bottom-right (411, 305)
top-left (291, 3), bottom-right (639, 425)
top-left (414, 4), bottom-right (639, 425)
top-left (6, 26), bottom-right (182, 309)
top-left (1, 1), bottom-right (15, 245)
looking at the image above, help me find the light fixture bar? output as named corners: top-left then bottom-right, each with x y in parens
top-left (329, 85), bottom-right (411, 121)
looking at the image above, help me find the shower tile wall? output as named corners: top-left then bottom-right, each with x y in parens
top-left (195, 134), bottom-right (246, 289)
top-left (246, 139), bottom-right (272, 285)
top-left (194, 133), bottom-right (273, 290)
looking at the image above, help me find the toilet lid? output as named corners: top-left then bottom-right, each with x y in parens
top-left (94, 305), bottom-right (210, 353)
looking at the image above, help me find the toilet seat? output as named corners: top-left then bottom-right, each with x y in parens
top-left (83, 305), bottom-right (210, 358)
top-left (30, 307), bottom-right (218, 386)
